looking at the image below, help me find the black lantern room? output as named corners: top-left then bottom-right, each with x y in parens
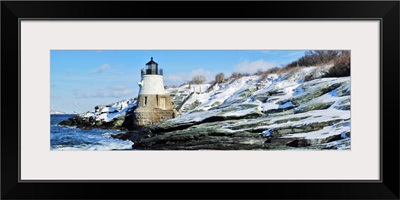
top-left (141, 57), bottom-right (163, 76)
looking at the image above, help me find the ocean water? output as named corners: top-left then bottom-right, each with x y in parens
top-left (50, 114), bottom-right (133, 150)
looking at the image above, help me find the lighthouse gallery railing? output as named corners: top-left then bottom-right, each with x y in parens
top-left (141, 68), bottom-right (163, 76)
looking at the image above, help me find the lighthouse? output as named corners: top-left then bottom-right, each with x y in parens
top-left (133, 57), bottom-right (178, 126)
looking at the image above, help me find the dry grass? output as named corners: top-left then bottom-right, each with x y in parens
top-left (277, 66), bottom-right (303, 74)
top-left (221, 51), bottom-right (350, 84)
top-left (323, 51), bottom-right (350, 77)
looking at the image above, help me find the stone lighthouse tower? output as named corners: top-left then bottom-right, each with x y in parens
top-left (133, 57), bottom-right (178, 126)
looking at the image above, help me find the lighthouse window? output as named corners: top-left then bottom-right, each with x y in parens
top-left (160, 98), bottom-right (166, 109)
top-left (144, 96), bottom-right (147, 106)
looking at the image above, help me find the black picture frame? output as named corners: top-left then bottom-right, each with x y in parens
top-left (1, 1), bottom-right (399, 199)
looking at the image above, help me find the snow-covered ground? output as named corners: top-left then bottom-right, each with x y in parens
top-left (163, 64), bottom-right (351, 149)
top-left (70, 64), bottom-right (350, 149)
top-left (78, 98), bottom-right (137, 123)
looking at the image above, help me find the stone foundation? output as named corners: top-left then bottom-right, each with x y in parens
top-left (133, 94), bottom-right (178, 126)
top-left (133, 109), bottom-right (178, 126)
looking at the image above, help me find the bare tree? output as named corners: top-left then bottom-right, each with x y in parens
top-left (191, 75), bottom-right (206, 84)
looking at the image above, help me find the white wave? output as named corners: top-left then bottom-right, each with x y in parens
top-left (52, 140), bottom-right (133, 151)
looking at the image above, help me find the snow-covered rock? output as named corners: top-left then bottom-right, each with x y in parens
top-left (59, 99), bottom-right (137, 130)
top-left (81, 99), bottom-right (137, 123)
top-left (62, 64), bottom-right (351, 150)
top-left (135, 65), bottom-right (351, 150)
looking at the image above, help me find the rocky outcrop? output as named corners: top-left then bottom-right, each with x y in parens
top-left (125, 72), bottom-right (350, 150)
top-left (134, 128), bottom-right (266, 150)
top-left (59, 66), bottom-right (351, 150)
top-left (59, 99), bottom-right (137, 130)
top-left (124, 117), bottom-right (350, 150)
top-left (59, 108), bottom-right (134, 130)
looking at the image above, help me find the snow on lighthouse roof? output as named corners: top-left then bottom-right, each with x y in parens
top-left (146, 57), bottom-right (158, 66)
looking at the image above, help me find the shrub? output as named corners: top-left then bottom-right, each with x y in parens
top-left (254, 69), bottom-right (264, 75)
top-left (231, 72), bottom-right (240, 79)
top-left (285, 50), bottom-right (341, 68)
top-left (215, 73), bottom-right (225, 83)
top-left (260, 67), bottom-right (280, 80)
top-left (286, 60), bottom-right (299, 68)
top-left (190, 75), bottom-right (206, 84)
top-left (267, 67), bottom-right (280, 74)
top-left (335, 50), bottom-right (350, 67)
top-left (324, 51), bottom-right (350, 77)
top-left (325, 64), bottom-right (350, 77)
top-left (278, 66), bottom-right (302, 74)
top-left (230, 72), bottom-right (250, 80)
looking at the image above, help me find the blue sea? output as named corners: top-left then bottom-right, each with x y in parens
top-left (50, 114), bottom-right (133, 150)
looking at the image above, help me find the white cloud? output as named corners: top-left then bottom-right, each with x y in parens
top-left (93, 64), bottom-right (110, 74)
top-left (234, 59), bottom-right (276, 74)
top-left (164, 74), bottom-right (185, 83)
top-left (75, 85), bottom-right (135, 98)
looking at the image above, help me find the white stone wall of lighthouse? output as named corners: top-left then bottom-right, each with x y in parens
top-left (138, 75), bottom-right (166, 95)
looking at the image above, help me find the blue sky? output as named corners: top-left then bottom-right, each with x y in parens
top-left (51, 50), bottom-right (306, 113)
